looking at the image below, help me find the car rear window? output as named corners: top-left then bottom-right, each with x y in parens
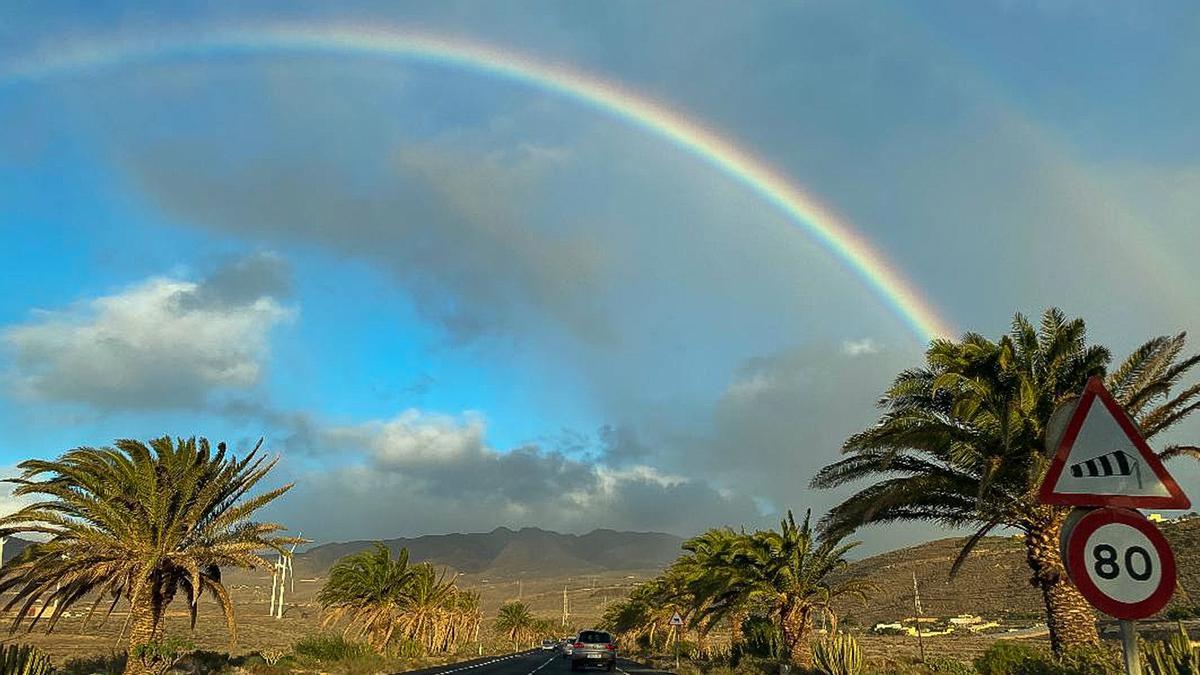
top-left (578, 631), bottom-right (611, 643)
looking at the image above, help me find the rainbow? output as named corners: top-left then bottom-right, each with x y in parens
top-left (0, 24), bottom-right (955, 341)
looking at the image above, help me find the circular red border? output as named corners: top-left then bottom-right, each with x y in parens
top-left (1065, 508), bottom-right (1176, 620)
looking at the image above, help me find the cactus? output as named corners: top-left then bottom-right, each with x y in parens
top-left (1141, 622), bottom-right (1198, 675)
top-left (0, 644), bottom-right (53, 675)
top-left (811, 632), bottom-right (862, 675)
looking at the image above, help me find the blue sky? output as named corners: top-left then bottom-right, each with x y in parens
top-left (1, 1), bottom-right (1198, 551)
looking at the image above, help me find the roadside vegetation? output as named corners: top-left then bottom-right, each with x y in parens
top-left (494, 601), bottom-right (559, 649)
top-left (316, 544), bottom-right (483, 654)
top-left (601, 509), bottom-right (869, 667)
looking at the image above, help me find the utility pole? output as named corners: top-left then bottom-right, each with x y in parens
top-left (562, 585), bottom-right (570, 627)
top-left (518, 580), bottom-right (523, 601)
top-left (911, 571), bottom-right (926, 663)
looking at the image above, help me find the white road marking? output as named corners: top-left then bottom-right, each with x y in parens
top-left (528, 656), bottom-right (557, 674)
top-left (435, 650), bottom-right (539, 674)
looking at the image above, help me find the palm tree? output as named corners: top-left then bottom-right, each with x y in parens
top-left (812, 309), bottom-right (1200, 654)
top-left (0, 437), bottom-right (297, 675)
top-left (494, 601), bottom-right (539, 648)
top-left (447, 589), bottom-right (483, 650)
top-left (720, 511), bottom-right (869, 665)
top-left (676, 528), bottom-right (748, 645)
top-left (319, 546), bottom-right (475, 655)
top-left (396, 563), bottom-right (460, 653)
top-left (318, 544), bottom-right (415, 651)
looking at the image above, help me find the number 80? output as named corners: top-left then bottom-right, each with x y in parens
top-left (1092, 543), bottom-right (1153, 582)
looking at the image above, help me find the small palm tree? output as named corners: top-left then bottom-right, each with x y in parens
top-left (0, 437), bottom-right (297, 675)
top-left (319, 546), bottom-right (478, 655)
top-left (318, 544), bottom-right (415, 651)
top-left (676, 528), bottom-right (748, 644)
top-left (396, 563), bottom-right (459, 653)
top-left (724, 511), bottom-right (869, 664)
top-left (494, 601), bottom-right (538, 648)
top-left (812, 309), bottom-right (1200, 654)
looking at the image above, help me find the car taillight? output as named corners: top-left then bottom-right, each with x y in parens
top-left (574, 643), bottom-right (584, 649)
top-left (606, 644), bottom-right (616, 651)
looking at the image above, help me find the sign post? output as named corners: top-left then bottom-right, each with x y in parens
top-left (669, 612), bottom-right (684, 672)
top-left (1038, 377), bottom-right (1191, 675)
top-left (1120, 620), bottom-right (1140, 675)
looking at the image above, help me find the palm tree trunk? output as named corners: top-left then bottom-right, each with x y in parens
top-left (780, 603), bottom-right (812, 666)
top-left (123, 587), bottom-right (166, 675)
top-left (1024, 517), bottom-right (1099, 654)
top-left (729, 609), bottom-right (748, 646)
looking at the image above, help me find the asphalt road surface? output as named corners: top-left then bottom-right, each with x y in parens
top-left (404, 650), bottom-right (673, 675)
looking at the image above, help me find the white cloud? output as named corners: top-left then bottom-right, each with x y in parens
top-left (841, 338), bottom-right (881, 356)
top-left (2, 254), bottom-right (294, 409)
top-left (326, 409), bottom-right (487, 468)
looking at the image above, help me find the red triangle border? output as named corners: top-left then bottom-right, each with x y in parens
top-left (1038, 376), bottom-right (1191, 509)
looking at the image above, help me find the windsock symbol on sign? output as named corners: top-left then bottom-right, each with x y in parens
top-left (1069, 450), bottom-right (1142, 489)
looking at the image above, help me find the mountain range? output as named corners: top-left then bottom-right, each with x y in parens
top-left (293, 527), bottom-right (685, 577)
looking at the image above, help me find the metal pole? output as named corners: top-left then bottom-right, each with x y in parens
top-left (1120, 620), bottom-right (1141, 675)
top-left (674, 625), bottom-right (680, 673)
top-left (912, 571), bottom-right (926, 663)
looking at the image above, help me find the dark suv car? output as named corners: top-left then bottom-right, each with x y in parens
top-left (570, 629), bottom-right (616, 671)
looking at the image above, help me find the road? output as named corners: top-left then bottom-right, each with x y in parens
top-left (404, 650), bottom-right (673, 675)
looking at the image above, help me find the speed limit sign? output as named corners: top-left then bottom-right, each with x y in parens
top-left (1062, 507), bottom-right (1176, 620)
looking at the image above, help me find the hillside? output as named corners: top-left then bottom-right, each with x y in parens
top-left (295, 527), bottom-right (685, 578)
top-left (837, 517), bottom-right (1200, 626)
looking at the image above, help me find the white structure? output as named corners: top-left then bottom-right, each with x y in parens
top-left (269, 535), bottom-right (300, 619)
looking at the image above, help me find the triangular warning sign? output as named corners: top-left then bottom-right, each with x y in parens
top-left (1039, 376), bottom-right (1190, 509)
top-left (668, 612), bottom-right (684, 626)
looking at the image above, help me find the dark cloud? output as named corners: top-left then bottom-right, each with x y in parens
top-left (123, 137), bottom-right (608, 344)
top-left (1, 254), bottom-right (293, 409)
top-left (262, 409), bottom-right (766, 540)
top-left (177, 251), bottom-right (292, 310)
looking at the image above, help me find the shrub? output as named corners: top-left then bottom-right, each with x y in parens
top-left (1164, 605), bottom-right (1199, 621)
top-left (1141, 623), bottom-right (1199, 675)
top-left (738, 617), bottom-right (784, 660)
top-left (393, 638), bottom-right (430, 658)
top-left (131, 636), bottom-right (195, 675)
top-left (925, 656), bottom-right (976, 674)
top-left (291, 633), bottom-right (376, 663)
top-left (1056, 645), bottom-right (1120, 675)
top-left (812, 633), bottom-right (862, 675)
top-left (973, 641), bottom-right (1049, 675)
top-left (60, 651), bottom-right (126, 675)
top-left (0, 644), bottom-right (53, 675)
top-left (970, 640), bottom-right (1120, 675)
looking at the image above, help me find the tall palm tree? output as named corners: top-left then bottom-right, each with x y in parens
top-left (494, 601), bottom-right (539, 648)
top-left (721, 511), bottom-right (869, 665)
top-left (0, 437), bottom-right (297, 675)
top-left (812, 309), bottom-right (1200, 654)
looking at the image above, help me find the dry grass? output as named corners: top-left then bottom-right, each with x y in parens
top-left (0, 567), bottom-right (650, 666)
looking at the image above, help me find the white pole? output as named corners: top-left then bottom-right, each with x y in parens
top-left (276, 557), bottom-right (286, 619)
top-left (1120, 620), bottom-right (1141, 675)
top-left (269, 566), bottom-right (278, 616)
top-left (0, 536), bottom-right (6, 569)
